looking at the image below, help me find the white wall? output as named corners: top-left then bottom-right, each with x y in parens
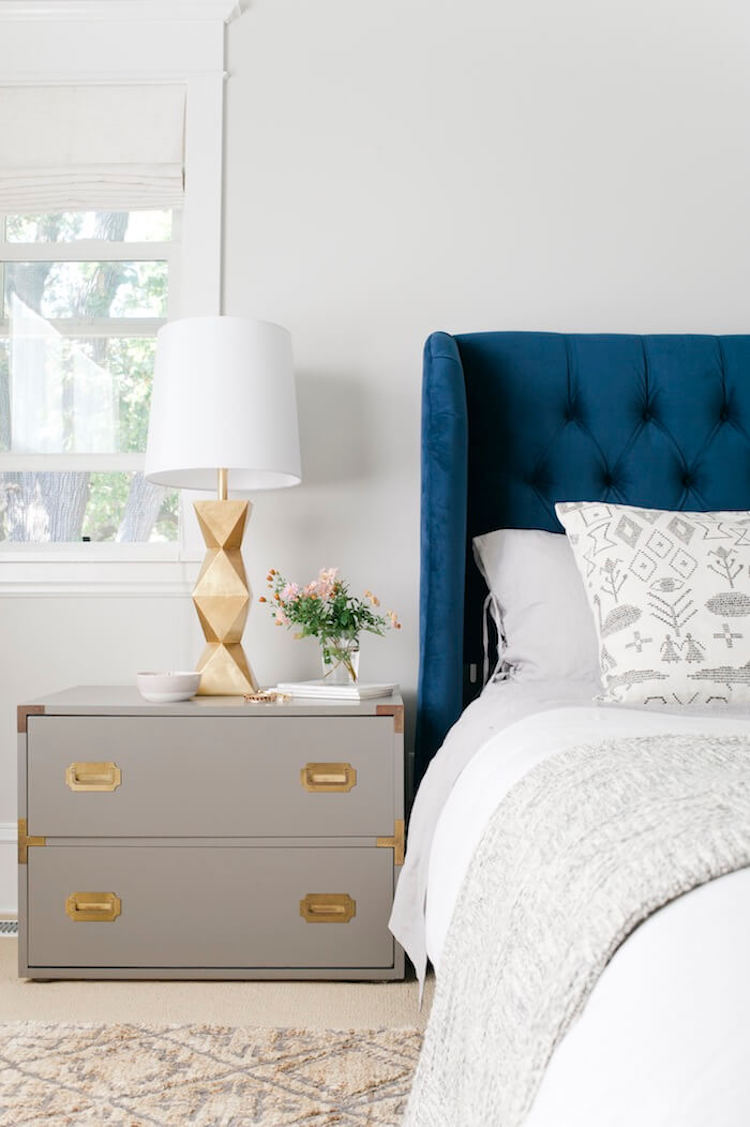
top-left (3, 0), bottom-right (750, 908)
top-left (221, 0), bottom-right (750, 699)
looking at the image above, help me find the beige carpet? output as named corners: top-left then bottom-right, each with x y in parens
top-left (0, 1022), bottom-right (422, 1125)
top-left (0, 940), bottom-right (433, 1029)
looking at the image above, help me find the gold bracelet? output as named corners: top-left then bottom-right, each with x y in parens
top-left (242, 690), bottom-right (292, 704)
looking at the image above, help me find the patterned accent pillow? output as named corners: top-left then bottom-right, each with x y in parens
top-left (556, 502), bottom-right (750, 706)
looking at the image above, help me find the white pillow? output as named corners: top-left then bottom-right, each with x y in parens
top-left (473, 527), bottom-right (600, 682)
top-left (556, 501), bottom-right (750, 706)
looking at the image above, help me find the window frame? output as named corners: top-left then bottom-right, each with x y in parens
top-left (0, 211), bottom-right (181, 556)
top-left (0, 1), bottom-right (236, 585)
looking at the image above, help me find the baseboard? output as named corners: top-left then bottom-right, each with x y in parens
top-left (0, 823), bottom-right (17, 916)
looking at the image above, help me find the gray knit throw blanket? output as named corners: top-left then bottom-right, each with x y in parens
top-left (404, 734), bottom-right (750, 1127)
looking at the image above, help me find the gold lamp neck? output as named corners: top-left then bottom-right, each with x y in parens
top-left (217, 467), bottom-right (228, 501)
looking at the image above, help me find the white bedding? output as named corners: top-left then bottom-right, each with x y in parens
top-left (423, 699), bottom-right (750, 1127)
top-left (389, 676), bottom-right (602, 984)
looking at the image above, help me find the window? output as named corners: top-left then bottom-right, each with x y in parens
top-left (0, 81), bottom-right (191, 551)
top-left (0, 9), bottom-right (231, 578)
top-left (0, 207), bottom-right (180, 544)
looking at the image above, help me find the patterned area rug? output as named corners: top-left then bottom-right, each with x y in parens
top-left (0, 1023), bottom-right (422, 1126)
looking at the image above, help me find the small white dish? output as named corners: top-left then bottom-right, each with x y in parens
top-left (137, 671), bottom-right (201, 703)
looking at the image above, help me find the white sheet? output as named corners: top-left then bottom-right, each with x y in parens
top-left (426, 704), bottom-right (750, 1127)
top-left (389, 676), bottom-right (602, 984)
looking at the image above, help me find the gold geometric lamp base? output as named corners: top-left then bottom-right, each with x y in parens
top-left (192, 498), bottom-right (259, 695)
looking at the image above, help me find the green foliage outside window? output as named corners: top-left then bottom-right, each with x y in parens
top-left (0, 210), bottom-right (178, 543)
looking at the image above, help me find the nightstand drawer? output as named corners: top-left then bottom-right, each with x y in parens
top-left (27, 844), bottom-right (395, 969)
top-left (27, 716), bottom-right (395, 837)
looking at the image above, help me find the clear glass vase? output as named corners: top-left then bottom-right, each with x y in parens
top-left (320, 637), bottom-right (360, 684)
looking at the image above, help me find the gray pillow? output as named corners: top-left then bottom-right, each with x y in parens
top-left (473, 527), bottom-right (600, 683)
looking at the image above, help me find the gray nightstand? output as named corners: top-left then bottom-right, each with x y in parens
top-left (17, 687), bottom-right (405, 981)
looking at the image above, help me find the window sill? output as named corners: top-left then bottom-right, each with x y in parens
top-left (0, 556), bottom-right (199, 596)
top-left (0, 541), bottom-right (189, 561)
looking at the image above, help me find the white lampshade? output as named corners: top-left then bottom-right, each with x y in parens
top-left (144, 315), bottom-right (301, 491)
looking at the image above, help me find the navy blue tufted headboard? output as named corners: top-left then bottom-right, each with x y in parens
top-left (416, 331), bottom-right (750, 781)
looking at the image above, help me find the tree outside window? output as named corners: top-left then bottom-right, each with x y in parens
top-left (0, 209), bottom-right (179, 543)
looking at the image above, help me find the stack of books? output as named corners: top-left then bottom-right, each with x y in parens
top-left (274, 680), bottom-right (396, 701)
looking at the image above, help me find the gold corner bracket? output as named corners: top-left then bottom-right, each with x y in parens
top-left (17, 704), bottom-right (44, 734)
top-left (375, 704), bottom-right (404, 733)
top-left (18, 818), bottom-right (46, 865)
top-left (376, 819), bottom-right (405, 866)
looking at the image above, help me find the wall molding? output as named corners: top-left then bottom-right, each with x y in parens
top-left (0, 1), bottom-right (247, 21)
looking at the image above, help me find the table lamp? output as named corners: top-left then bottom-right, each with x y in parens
top-left (144, 316), bottom-right (301, 695)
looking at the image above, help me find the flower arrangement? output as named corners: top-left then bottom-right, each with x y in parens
top-left (260, 567), bottom-right (401, 682)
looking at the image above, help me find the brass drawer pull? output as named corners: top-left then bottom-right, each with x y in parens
top-left (65, 892), bottom-right (121, 923)
top-left (65, 762), bottom-right (122, 792)
top-left (299, 893), bottom-right (356, 923)
top-left (300, 763), bottom-right (357, 793)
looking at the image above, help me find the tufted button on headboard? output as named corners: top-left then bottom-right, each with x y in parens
top-left (416, 331), bottom-right (750, 782)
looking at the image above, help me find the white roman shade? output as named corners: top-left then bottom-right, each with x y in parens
top-left (0, 84), bottom-right (186, 212)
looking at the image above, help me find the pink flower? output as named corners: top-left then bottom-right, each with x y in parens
top-left (274, 610), bottom-right (289, 626)
top-left (281, 583), bottom-right (299, 601)
top-left (364, 589), bottom-right (380, 607)
top-left (387, 610), bottom-right (401, 630)
top-left (316, 567), bottom-right (339, 599)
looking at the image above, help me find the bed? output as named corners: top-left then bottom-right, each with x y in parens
top-left (391, 332), bottom-right (750, 1126)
